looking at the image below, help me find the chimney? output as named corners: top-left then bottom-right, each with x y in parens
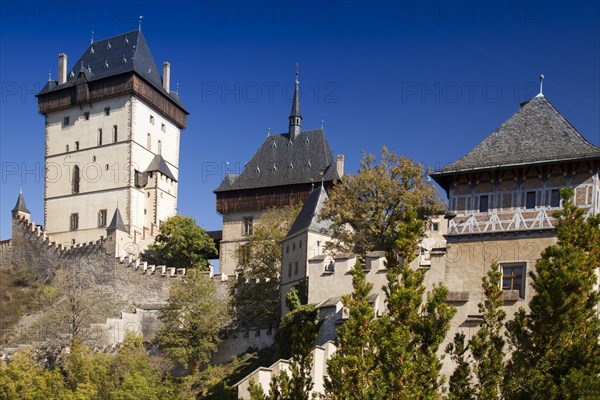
top-left (163, 61), bottom-right (171, 92)
top-left (58, 53), bottom-right (67, 85)
top-left (336, 154), bottom-right (344, 177)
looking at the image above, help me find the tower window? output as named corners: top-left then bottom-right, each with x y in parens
top-left (502, 263), bottom-right (525, 299)
top-left (84, 112), bottom-right (89, 120)
top-left (104, 107), bottom-right (110, 116)
top-left (98, 209), bottom-right (107, 227)
top-left (526, 191), bottom-right (536, 209)
top-left (243, 217), bottom-right (253, 236)
top-left (70, 213), bottom-right (79, 231)
top-left (550, 189), bottom-right (561, 208)
top-left (98, 128), bottom-right (103, 145)
top-left (113, 125), bottom-right (118, 142)
top-left (432, 222), bottom-right (439, 231)
top-left (479, 195), bottom-right (489, 213)
top-left (72, 165), bottom-right (80, 194)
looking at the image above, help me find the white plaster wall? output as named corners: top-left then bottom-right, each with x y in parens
top-left (220, 210), bottom-right (265, 275)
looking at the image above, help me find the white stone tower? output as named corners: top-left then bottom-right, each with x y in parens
top-left (36, 29), bottom-right (188, 251)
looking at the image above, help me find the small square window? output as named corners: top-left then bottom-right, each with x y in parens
top-left (104, 107), bottom-right (110, 116)
top-left (502, 263), bottom-right (525, 299)
top-left (526, 191), bottom-right (536, 209)
top-left (63, 116), bottom-right (70, 126)
top-left (479, 195), bottom-right (489, 213)
top-left (98, 209), bottom-right (107, 227)
top-left (550, 189), bottom-right (560, 208)
top-left (84, 112), bottom-right (90, 120)
top-left (432, 222), bottom-right (439, 232)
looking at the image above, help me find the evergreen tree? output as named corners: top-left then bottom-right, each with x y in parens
top-left (469, 261), bottom-right (505, 400)
top-left (325, 261), bottom-right (378, 400)
top-left (504, 188), bottom-right (600, 399)
top-left (446, 332), bottom-right (473, 400)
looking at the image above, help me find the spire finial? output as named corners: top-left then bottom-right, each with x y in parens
top-left (91, 30), bottom-right (94, 44)
top-left (19, 185), bottom-right (22, 195)
top-left (321, 120), bottom-right (324, 129)
top-left (48, 69), bottom-right (52, 82)
top-left (539, 74), bottom-right (544, 96)
top-left (176, 82), bottom-right (179, 94)
top-left (267, 127), bottom-right (271, 137)
top-left (138, 16), bottom-right (143, 30)
top-left (288, 64), bottom-right (302, 138)
top-left (295, 62), bottom-right (299, 84)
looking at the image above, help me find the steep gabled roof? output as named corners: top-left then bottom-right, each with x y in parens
top-left (286, 186), bottom-right (333, 239)
top-left (107, 207), bottom-right (127, 232)
top-left (37, 29), bottom-right (186, 111)
top-left (431, 95), bottom-right (600, 182)
top-left (146, 154), bottom-right (177, 181)
top-left (12, 191), bottom-right (30, 214)
top-left (214, 129), bottom-right (340, 193)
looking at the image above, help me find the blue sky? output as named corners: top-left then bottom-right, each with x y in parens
top-left (1, 0), bottom-right (599, 239)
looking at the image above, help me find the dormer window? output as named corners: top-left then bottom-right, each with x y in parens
top-left (63, 116), bottom-right (70, 126)
top-left (161, 123), bottom-right (166, 132)
top-left (150, 115), bottom-right (155, 125)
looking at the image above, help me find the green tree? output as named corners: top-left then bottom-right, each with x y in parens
top-left (446, 261), bottom-right (506, 400)
top-left (63, 340), bottom-right (112, 399)
top-left (446, 332), bottom-right (472, 400)
top-left (504, 188), bottom-right (600, 399)
top-left (156, 271), bottom-right (230, 370)
top-left (232, 204), bottom-right (300, 327)
top-left (325, 262), bottom-right (378, 399)
top-left (470, 261), bottom-right (505, 400)
top-left (148, 214), bottom-right (216, 271)
top-left (0, 347), bottom-right (68, 400)
top-left (110, 333), bottom-right (175, 400)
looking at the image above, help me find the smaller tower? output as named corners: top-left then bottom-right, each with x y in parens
top-left (288, 65), bottom-right (302, 139)
top-left (106, 207), bottom-right (128, 257)
top-left (12, 190), bottom-right (31, 220)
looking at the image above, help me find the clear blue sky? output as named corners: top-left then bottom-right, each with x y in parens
top-left (1, 0), bottom-right (599, 239)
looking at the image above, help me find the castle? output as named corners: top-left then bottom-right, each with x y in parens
top-left (1, 28), bottom-right (599, 399)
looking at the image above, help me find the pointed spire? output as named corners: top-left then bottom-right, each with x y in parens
top-left (91, 30), bottom-right (94, 44)
top-left (107, 207), bottom-right (127, 232)
top-left (288, 63), bottom-right (302, 139)
top-left (138, 16), bottom-right (144, 30)
top-left (12, 190), bottom-right (31, 215)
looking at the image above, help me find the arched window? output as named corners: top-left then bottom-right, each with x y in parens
top-left (72, 165), bottom-right (80, 194)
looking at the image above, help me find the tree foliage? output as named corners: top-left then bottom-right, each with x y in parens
top-left (447, 261), bottom-right (506, 400)
top-left (321, 147), bottom-right (441, 256)
top-left (325, 262), bottom-right (378, 399)
top-left (232, 204), bottom-right (300, 327)
top-left (148, 214), bottom-right (216, 271)
top-left (504, 187), bottom-right (600, 399)
top-left (157, 271), bottom-right (230, 370)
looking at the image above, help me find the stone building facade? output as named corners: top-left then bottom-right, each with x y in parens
top-left (36, 29), bottom-right (187, 249)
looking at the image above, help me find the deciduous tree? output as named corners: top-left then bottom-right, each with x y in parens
top-left (148, 214), bottom-right (216, 271)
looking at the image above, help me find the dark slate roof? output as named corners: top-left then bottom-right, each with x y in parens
top-left (214, 128), bottom-right (340, 192)
top-left (286, 186), bottom-right (333, 239)
top-left (146, 154), bottom-right (177, 181)
top-left (107, 207), bottom-right (127, 232)
top-left (431, 95), bottom-right (600, 180)
top-left (12, 191), bottom-right (31, 214)
top-left (37, 29), bottom-right (186, 111)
